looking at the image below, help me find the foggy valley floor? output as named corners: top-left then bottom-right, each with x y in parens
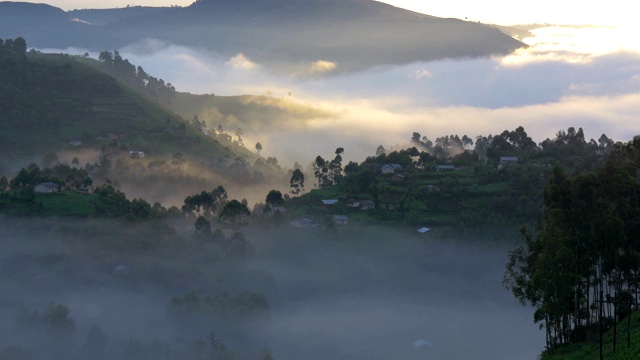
top-left (0, 220), bottom-right (544, 359)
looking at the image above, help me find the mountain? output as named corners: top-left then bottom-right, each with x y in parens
top-left (0, 0), bottom-right (525, 73)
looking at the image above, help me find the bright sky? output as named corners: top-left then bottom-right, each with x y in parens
top-left (31, 0), bottom-right (634, 27)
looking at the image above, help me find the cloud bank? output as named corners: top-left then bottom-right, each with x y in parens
top-left (41, 26), bottom-right (640, 165)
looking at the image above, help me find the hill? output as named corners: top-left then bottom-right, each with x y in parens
top-left (0, 0), bottom-right (525, 73)
top-left (0, 39), bottom-right (252, 174)
top-left (0, 38), bottom-right (256, 202)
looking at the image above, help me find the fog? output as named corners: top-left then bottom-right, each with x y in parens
top-left (0, 219), bottom-right (544, 359)
top-left (10, 24), bottom-right (637, 359)
top-left (41, 25), bottom-right (640, 165)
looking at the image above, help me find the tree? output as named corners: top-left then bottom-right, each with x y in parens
top-left (235, 128), bottom-right (244, 147)
top-left (0, 176), bottom-right (8, 191)
top-left (290, 169), bottom-right (305, 195)
top-left (194, 216), bottom-right (211, 235)
top-left (328, 148), bottom-right (345, 185)
top-left (265, 190), bottom-right (283, 206)
top-left (219, 200), bottom-right (251, 228)
top-left (255, 142), bottom-right (263, 155)
top-left (223, 232), bottom-right (254, 258)
top-left (313, 155), bottom-right (329, 188)
top-left (82, 323), bottom-right (108, 360)
top-left (192, 115), bottom-right (202, 131)
top-left (98, 51), bottom-right (113, 65)
top-left (376, 145), bottom-right (386, 157)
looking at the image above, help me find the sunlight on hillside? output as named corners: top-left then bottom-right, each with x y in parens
top-left (501, 25), bottom-right (640, 65)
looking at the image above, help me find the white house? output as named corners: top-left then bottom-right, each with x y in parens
top-left (34, 182), bottom-right (60, 194)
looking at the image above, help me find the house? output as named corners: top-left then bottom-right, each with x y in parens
top-left (435, 165), bottom-right (456, 172)
top-left (380, 164), bottom-right (404, 174)
top-left (129, 151), bottom-right (145, 158)
top-left (34, 182), bottom-right (60, 194)
top-left (346, 198), bottom-right (360, 208)
top-left (417, 227), bottom-right (431, 234)
top-left (290, 218), bottom-right (313, 228)
top-left (391, 174), bottom-right (406, 182)
top-left (77, 186), bottom-right (93, 195)
top-left (69, 140), bottom-right (82, 147)
top-left (380, 164), bottom-right (396, 174)
top-left (500, 156), bottom-right (519, 166)
top-left (321, 199), bottom-right (339, 208)
top-left (332, 215), bottom-right (349, 225)
top-left (360, 200), bottom-right (375, 210)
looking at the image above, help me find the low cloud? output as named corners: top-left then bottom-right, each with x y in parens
top-left (308, 60), bottom-right (337, 74)
top-left (227, 53), bottom-right (259, 71)
top-left (38, 26), bottom-right (640, 165)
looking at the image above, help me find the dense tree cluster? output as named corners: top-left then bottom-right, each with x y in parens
top-left (504, 136), bottom-right (640, 352)
top-left (182, 185), bottom-right (228, 219)
top-left (8, 162), bottom-right (92, 190)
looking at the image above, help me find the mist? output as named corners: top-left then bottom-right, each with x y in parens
top-left (0, 218), bottom-right (544, 359)
top-left (40, 25), bottom-right (640, 166)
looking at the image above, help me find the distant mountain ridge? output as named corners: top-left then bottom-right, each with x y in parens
top-left (0, 0), bottom-right (524, 73)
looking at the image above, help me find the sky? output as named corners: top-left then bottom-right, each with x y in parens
top-left (28, 0), bottom-right (635, 27)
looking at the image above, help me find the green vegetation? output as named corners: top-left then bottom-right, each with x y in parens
top-left (0, 37), bottom-right (249, 164)
top-left (542, 310), bottom-right (640, 360)
top-left (505, 136), bottom-right (640, 355)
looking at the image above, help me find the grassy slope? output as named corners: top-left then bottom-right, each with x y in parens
top-left (544, 311), bottom-right (640, 360)
top-left (1, 53), bottom-right (252, 162)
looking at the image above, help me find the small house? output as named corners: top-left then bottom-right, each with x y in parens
top-left (332, 215), bottom-right (349, 225)
top-left (346, 198), bottom-right (360, 208)
top-left (321, 199), bottom-right (339, 209)
top-left (290, 218), bottom-right (313, 228)
top-left (380, 164), bottom-right (404, 174)
top-left (77, 186), bottom-right (93, 195)
top-left (129, 151), bottom-right (145, 158)
top-left (380, 164), bottom-right (396, 174)
top-left (69, 140), bottom-right (82, 146)
top-left (360, 200), bottom-right (375, 210)
top-left (34, 182), bottom-right (60, 194)
top-left (391, 174), bottom-right (406, 182)
top-left (417, 227), bottom-right (431, 235)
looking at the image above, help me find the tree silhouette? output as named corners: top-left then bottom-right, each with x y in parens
top-left (290, 169), bottom-right (305, 195)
